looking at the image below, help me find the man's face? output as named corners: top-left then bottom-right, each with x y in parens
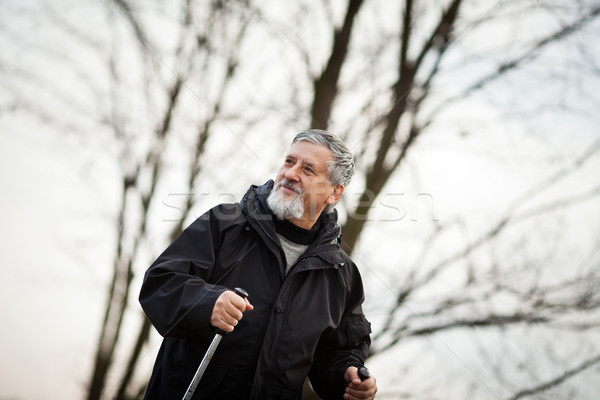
top-left (270, 140), bottom-right (343, 228)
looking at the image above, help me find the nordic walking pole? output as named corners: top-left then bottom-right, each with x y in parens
top-left (358, 366), bottom-right (371, 381)
top-left (182, 287), bottom-right (249, 400)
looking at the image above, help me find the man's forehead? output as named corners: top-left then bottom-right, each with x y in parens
top-left (286, 141), bottom-right (333, 164)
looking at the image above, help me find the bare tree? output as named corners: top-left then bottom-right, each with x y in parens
top-left (3, 1), bottom-right (253, 399)
top-left (289, 1), bottom-right (600, 396)
top-left (86, 3), bottom-right (255, 399)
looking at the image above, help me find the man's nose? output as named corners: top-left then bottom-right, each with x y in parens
top-left (285, 164), bottom-right (301, 181)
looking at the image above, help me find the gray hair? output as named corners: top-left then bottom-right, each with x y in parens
top-left (293, 129), bottom-right (355, 187)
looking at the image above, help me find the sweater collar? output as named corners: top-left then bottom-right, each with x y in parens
top-left (274, 216), bottom-right (321, 245)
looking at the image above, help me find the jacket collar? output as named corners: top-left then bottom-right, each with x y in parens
top-left (241, 180), bottom-right (343, 259)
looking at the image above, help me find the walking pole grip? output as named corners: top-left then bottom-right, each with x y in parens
top-left (214, 288), bottom-right (249, 335)
top-left (358, 366), bottom-right (371, 381)
top-left (233, 287), bottom-right (249, 299)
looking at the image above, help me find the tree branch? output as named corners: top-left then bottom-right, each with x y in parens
top-left (506, 353), bottom-right (600, 400)
top-left (311, 0), bottom-right (364, 129)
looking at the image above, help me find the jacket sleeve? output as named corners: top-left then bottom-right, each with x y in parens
top-left (139, 206), bottom-right (234, 338)
top-left (308, 261), bottom-right (372, 399)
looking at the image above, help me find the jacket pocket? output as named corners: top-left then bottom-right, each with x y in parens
top-left (346, 316), bottom-right (371, 347)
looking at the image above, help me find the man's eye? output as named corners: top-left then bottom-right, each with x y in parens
top-left (304, 167), bottom-right (314, 174)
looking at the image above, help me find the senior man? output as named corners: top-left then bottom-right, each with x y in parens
top-left (140, 129), bottom-right (377, 400)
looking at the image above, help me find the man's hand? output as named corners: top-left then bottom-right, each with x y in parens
top-left (209, 290), bottom-right (254, 333)
top-left (344, 366), bottom-right (377, 400)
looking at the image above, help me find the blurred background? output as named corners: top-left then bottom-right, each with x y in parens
top-left (1, 0), bottom-right (599, 399)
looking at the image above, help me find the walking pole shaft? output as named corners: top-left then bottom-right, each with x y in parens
top-left (181, 288), bottom-right (249, 400)
top-left (182, 333), bottom-right (223, 400)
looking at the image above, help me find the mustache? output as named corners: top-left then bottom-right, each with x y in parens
top-left (276, 179), bottom-right (303, 195)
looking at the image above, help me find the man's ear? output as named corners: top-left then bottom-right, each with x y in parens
top-left (327, 184), bottom-right (344, 205)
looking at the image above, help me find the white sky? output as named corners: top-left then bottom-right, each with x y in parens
top-left (0, 124), bottom-right (112, 399)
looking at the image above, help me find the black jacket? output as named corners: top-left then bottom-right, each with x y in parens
top-left (139, 181), bottom-right (371, 400)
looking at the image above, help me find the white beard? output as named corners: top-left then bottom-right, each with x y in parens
top-left (267, 180), bottom-right (304, 220)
